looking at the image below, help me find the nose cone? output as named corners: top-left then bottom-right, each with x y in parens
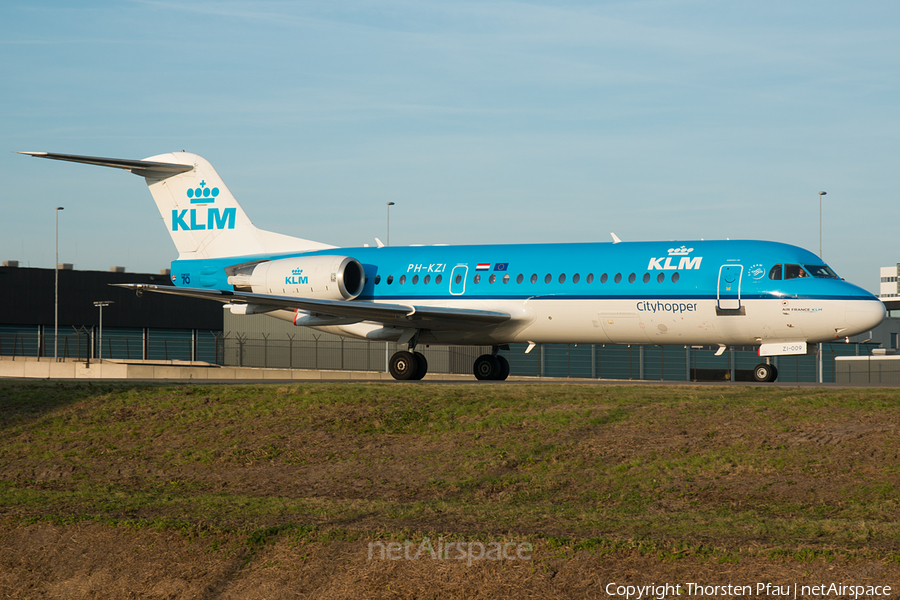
top-left (845, 299), bottom-right (886, 337)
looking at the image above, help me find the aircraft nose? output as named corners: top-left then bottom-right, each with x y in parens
top-left (844, 299), bottom-right (886, 337)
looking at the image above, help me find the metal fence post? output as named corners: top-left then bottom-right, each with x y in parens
top-left (540, 344), bottom-right (545, 377)
top-left (287, 333), bottom-right (294, 369)
top-left (730, 347), bottom-right (735, 382)
top-left (639, 345), bottom-right (644, 380)
top-left (685, 346), bottom-right (690, 381)
top-left (660, 346), bottom-right (665, 380)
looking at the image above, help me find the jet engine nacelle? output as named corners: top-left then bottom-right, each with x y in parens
top-left (227, 255), bottom-right (365, 300)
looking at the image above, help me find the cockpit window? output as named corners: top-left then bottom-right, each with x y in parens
top-left (804, 264), bottom-right (839, 279)
top-left (768, 264), bottom-right (782, 280)
top-left (784, 264), bottom-right (809, 279)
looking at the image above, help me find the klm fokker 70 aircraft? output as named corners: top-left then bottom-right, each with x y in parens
top-left (22, 151), bottom-right (885, 382)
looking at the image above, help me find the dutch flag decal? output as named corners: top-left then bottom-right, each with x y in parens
top-left (476, 263), bottom-right (491, 271)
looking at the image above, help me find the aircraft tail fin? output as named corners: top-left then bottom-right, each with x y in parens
top-left (19, 151), bottom-right (333, 259)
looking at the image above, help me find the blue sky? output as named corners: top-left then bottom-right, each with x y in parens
top-left (2, 1), bottom-right (898, 293)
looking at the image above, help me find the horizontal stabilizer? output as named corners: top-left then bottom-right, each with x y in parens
top-left (18, 152), bottom-right (193, 179)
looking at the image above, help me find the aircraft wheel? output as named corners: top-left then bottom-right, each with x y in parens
top-left (753, 363), bottom-right (777, 383)
top-left (411, 352), bottom-right (428, 380)
top-left (474, 354), bottom-right (500, 380)
top-left (389, 351), bottom-right (418, 380)
top-left (495, 355), bottom-right (510, 381)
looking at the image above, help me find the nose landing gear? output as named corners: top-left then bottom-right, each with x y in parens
top-left (752, 362), bottom-right (778, 382)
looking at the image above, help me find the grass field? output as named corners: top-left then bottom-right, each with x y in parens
top-left (1, 381), bottom-right (898, 598)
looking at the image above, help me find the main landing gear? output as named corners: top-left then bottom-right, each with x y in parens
top-left (473, 351), bottom-right (510, 381)
top-left (388, 342), bottom-right (511, 381)
top-left (753, 362), bottom-right (778, 383)
top-left (389, 350), bottom-right (428, 381)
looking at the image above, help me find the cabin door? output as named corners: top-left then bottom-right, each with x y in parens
top-left (717, 265), bottom-right (743, 310)
top-left (449, 265), bottom-right (468, 295)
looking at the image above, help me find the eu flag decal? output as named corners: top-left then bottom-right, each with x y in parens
top-left (494, 263), bottom-right (508, 271)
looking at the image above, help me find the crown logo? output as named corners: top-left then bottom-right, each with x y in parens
top-left (667, 246), bottom-right (693, 256)
top-left (187, 180), bottom-right (220, 203)
top-left (292, 268), bottom-right (303, 275)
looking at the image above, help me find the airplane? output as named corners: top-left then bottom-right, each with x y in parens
top-left (20, 151), bottom-right (886, 382)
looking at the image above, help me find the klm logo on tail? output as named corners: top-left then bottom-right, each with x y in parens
top-left (172, 181), bottom-right (236, 231)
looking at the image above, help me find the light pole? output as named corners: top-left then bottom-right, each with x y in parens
top-left (386, 201), bottom-right (395, 246)
top-left (818, 191), bottom-right (827, 258)
top-left (385, 201), bottom-right (395, 373)
top-left (817, 191), bottom-right (826, 383)
top-left (93, 301), bottom-right (113, 361)
top-left (54, 206), bottom-right (64, 362)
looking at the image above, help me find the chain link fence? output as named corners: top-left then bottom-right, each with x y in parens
top-left (0, 325), bottom-right (879, 383)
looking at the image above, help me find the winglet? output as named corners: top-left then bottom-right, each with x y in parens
top-left (374, 238), bottom-right (385, 248)
top-left (610, 232), bottom-right (622, 244)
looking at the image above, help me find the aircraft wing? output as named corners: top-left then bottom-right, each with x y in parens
top-left (112, 284), bottom-right (511, 330)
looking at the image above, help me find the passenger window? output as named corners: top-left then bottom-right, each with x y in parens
top-left (503, 274), bottom-right (510, 284)
top-left (473, 274), bottom-right (481, 284)
top-left (587, 273), bottom-right (594, 283)
top-left (374, 275), bottom-right (381, 285)
top-left (531, 274), bottom-right (538, 284)
top-left (412, 275), bottom-right (418, 284)
top-left (628, 273), bottom-right (636, 283)
top-left (435, 274), bottom-right (442, 285)
top-left (769, 264), bottom-right (783, 280)
top-left (544, 274), bottom-right (552, 284)
top-left (455, 274), bottom-right (462, 285)
top-left (399, 275), bottom-right (406, 284)
top-left (672, 272), bottom-right (680, 283)
top-left (489, 274), bottom-right (496, 284)
top-left (600, 273), bottom-right (608, 283)
top-left (424, 274), bottom-right (431, 284)
top-left (642, 273), bottom-right (650, 283)
top-left (657, 272), bottom-right (664, 283)
top-left (387, 275), bottom-right (393, 285)
top-left (558, 273), bottom-right (565, 284)
top-left (572, 273), bottom-right (580, 284)
top-left (785, 264), bottom-right (809, 279)
top-left (614, 273), bottom-right (622, 283)
top-left (517, 274), bottom-right (524, 284)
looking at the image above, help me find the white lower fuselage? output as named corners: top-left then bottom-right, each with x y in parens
top-left (272, 296), bottom-right (884, 350)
